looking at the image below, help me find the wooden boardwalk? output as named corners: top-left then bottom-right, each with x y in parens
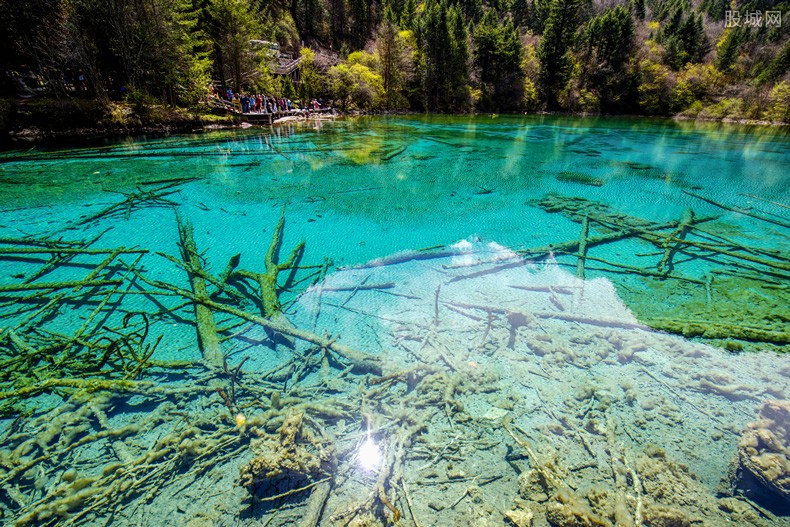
top-left (240, 109), bottom-right (334, 125)
top-left (210, 98), bottom-right (333, 125)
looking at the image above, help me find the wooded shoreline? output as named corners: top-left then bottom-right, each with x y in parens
top-left (2, 104), bottom-right (788, 149)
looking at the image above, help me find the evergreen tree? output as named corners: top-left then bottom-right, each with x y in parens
top-left (329, 0), bottom-right (346, 46)
top-left (458, 0), bottom-right (483, 21)
top-left (758, 39), bottom-right (790, 84)
top-left (512, 0), bottom-right (529, 28)
top-left (377, 8), bottom-right (402, 108)
top-left (526, 0), bottom-right (552, 34)
top-left (700, 0), bottom-right (728, 21)
top-left (351, 0), bottom-right (368, 47)
top-left (663, 11), bottom-right (707, 70)
top-left (474, 11), bottom-right (524, 111)
top-left (581, 6), bottom-right (635, 112)
top-left (416, 0), bottom-right (470, 111)
top-left (300, 0), bottom-right (324, 41)
top-left (631, 0), bottom-right (645, 20)
top-left (715, 27), bottom-right (747, 72)
top-left (401, 0), bottom-right (417, 30)
top-left (161, 0), bottom-right (213, 106)
top-left (207, 0), bottom-right (263, 92)
top-left (537, 0), bottom-right (584, 109)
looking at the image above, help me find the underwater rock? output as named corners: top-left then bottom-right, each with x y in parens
top-left (736, 400), bottom-right (790, 502)
top-left (637, 447), bottom-right (710, 512)
top-left (717, 497), bottom-right (763, 525)
top-left (504, 506), bottom-right (534, 527)
top-left (544, 488), bottom-right (611, 527)
top-left (639, 502), bottom-right (692, 527)
top-left (238, 410), bottom-right (330, 497)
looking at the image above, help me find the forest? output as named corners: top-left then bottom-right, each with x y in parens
top-left (1, 0), bottom-right (790, 124)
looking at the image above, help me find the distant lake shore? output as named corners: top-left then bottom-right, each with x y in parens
top-left (2, 97), bottom-right (788, 150)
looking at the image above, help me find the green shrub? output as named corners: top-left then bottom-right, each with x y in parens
top-left (697, 98), bottom-right (745, 120)
top-left (578, 89), bottom-right (601, 113)
top-left (764, 81), bottom-right (790, 123)
top-left (637, 59), bottom-right (672, 114)
top-left (678, 99), bottom-right (703, 118)
top-left (670, 79), bottom-right (696, 113)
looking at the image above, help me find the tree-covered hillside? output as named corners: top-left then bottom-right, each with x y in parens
top-left (1, 0), bottom-right (790, 121)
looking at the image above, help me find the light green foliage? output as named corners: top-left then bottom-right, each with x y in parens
top-left (578, 89), bottom-right (600, 112)
top-left (637, 59), bottom-right (672, 114)
top-left (765, 81), bottom-right (790, 123)
top-left (327, 63), bottom-right (385, 110)
top-left (254, 65), bottom-right (279, 95)
top-left (678, 99), bottom-right (703, 117)
top-left (348, 51), bottom-right (380, 70)
top-left (299, 48), bottom-right (322, 100)
top-left (281, 77), bottom-right (297, 100)
top-left (697, 97), bottom-right (746, 120)
top-left (670, 62), bottom-right (724, 113)
top-left (670, 79), bottom-right (696, 113)
top-left (522, 42), bottom-right (540, 110)
top-left (678, 63), bottom-right (723, 99)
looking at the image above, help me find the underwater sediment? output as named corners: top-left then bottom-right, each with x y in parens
top-left (0, 116), bottom-right (788, 526)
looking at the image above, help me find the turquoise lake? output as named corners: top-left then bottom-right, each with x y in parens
top-left (0, 115), bottom-right (788, 527)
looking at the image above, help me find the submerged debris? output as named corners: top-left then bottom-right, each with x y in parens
top-left (0, 180), bottom-right (787, 527)
top-left (735, 400), bottom-right (790, 504)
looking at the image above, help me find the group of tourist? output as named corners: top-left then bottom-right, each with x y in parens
top-left (209, 85), bottom-right (323, 115)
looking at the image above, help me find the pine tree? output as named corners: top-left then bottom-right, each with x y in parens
top-left (351, 0), bottom-right (368, 47)
top-left (474, 11), bottom-right (524, 111)
top-left (447, 3), bottom-right (471, 107)
top-left (207, 0), bottom-right (263, 92)
top-left (758, 39), bottom-right (790, 84)
top-left (378, 8), bottom-right (401, 108)
top-left (581, 5), bottom-right (635, 111)
top-left (715, 27), bottom-right (746, 72)
top-left (416, 0), bottom-right (470, 110)
top-left (329, 0), bottom-right (346, 46)
top-left (527, 0), bottom-right (552, 34)
top-left (631, 0), bottom-right (645, 20)
top-left (458, 0), bottom-right (483, 21)
top-left (512, 0), bottom-right (529, 28)
top-left (663, 10), bottom-right (707, 70)
top-left (537, 0), bottom-right (584, 109)
top-left (401, 0), bottom-right (416, 30)
top-left (302, 0), bottom-right (324, 41)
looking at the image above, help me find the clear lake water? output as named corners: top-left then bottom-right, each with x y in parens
top-left (0, 115), bottom-right (788, 527)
